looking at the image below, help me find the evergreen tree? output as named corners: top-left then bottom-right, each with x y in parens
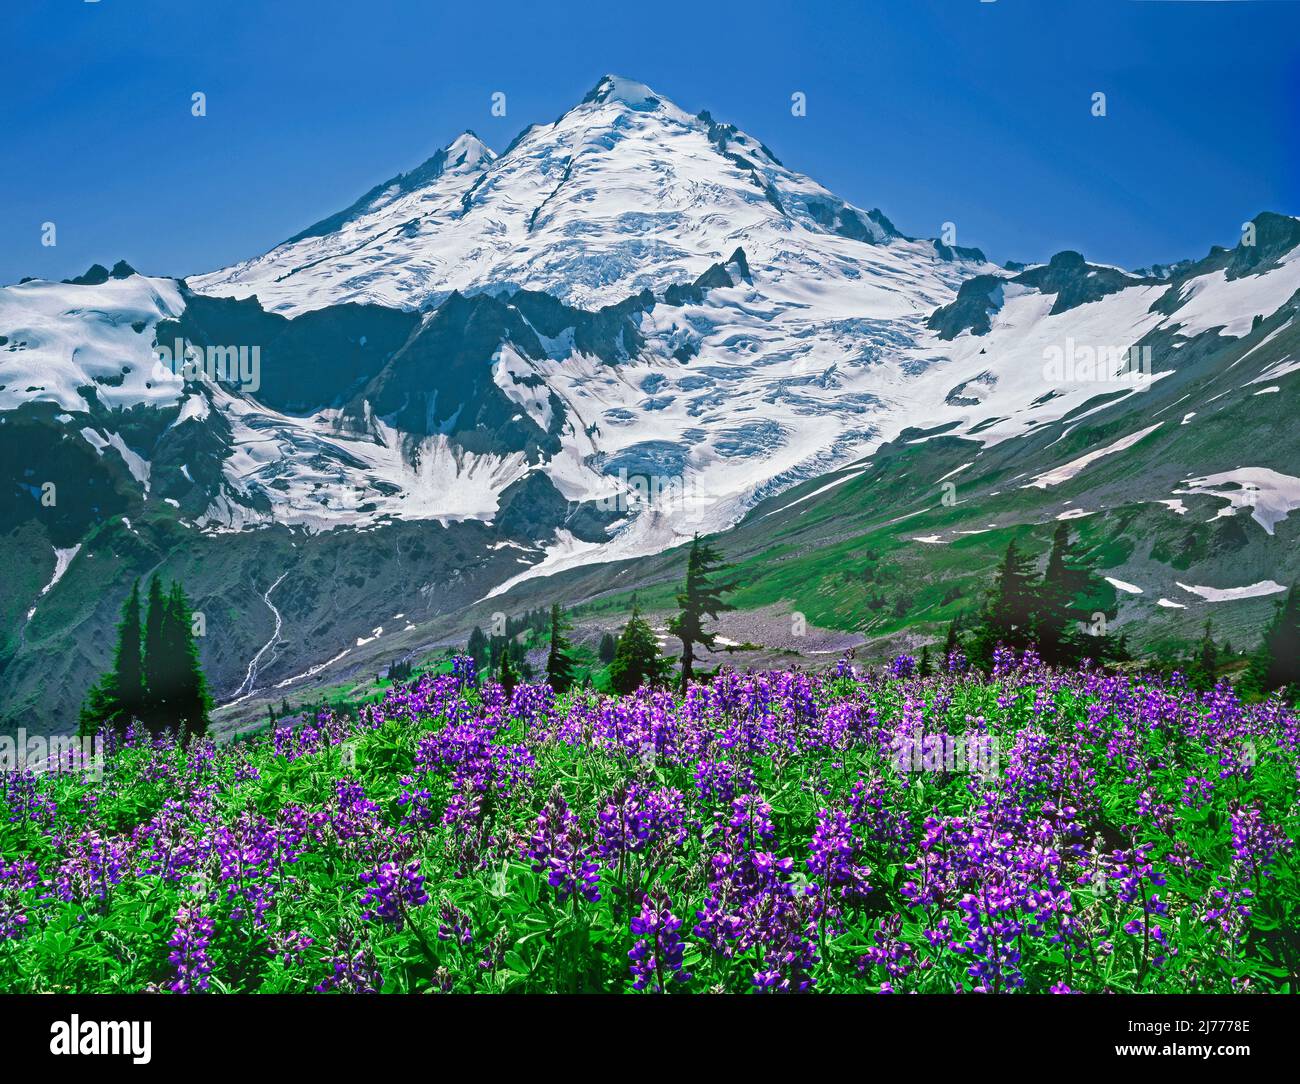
top-left (666, 534), bottom-right (737, 691)
top-left (509, 637), bottom-right (532, 681)
top-left (115, 580), bottom-right (146, 723)
top-left (971, 539), bottom-right (1040, 667)
top-left (79, 577), bottom-right (209, 738)
top-left (609, 606), bottom-right (670, 695)
top-left (1264, 585), bottom-right (1300, 692)
top-left (142, 575), bottom-right (169, 727)
top-left (499, 648), bottom-right (519, 698)
top-left (164, 581), bottom-right (211, 738)
top-left (597, 632), bottom-right (617, 665)
top-left (467, 626), bottom-right (489, 670)
top-left (545, 603), bottom-right (578, 693)
top-left (1246, 584), bottom-right (1300, 696)
top-left (918, 644), bottom-right (933, 678)
top-left (78, 678), bottom-right (118, 737)
top-left (80, 580), bottom-right (149, 736)
top-left (1037, 523), bottom-right (1090, 665)
top-left (1186, 620), bottom-right (1220, 693)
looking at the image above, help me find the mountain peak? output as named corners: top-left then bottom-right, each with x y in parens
top-left (444, 130), bottom-right (495, 171)
top-left (276, 129), bottom-right (494, 248)
top-left (581, 74), bottom-right (663, 110)
top-left (195, 74), bottom-right (987, 314)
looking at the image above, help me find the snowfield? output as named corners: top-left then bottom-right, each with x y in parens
top-left (1, 76), bottom-right (1297, 598)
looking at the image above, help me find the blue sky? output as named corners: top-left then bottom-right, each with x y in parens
top-left (3, 0), bottom-right (1297, 285)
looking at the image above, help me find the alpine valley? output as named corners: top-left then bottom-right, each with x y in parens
top-left (4, 75), bottom-right (1298, 736)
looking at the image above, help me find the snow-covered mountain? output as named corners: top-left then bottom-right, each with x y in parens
top-left (3, 74), bottom-right (1299, 732)
top-left (7, 76), bottom-right (1003, 546)
top-left (193, 75), bottom-right (979, 315)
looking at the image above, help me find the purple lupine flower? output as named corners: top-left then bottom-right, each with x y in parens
top-left (807, 807), bottom-right (872, 921)
top-left (451, 654), bottom-right (477, 687)
top-left (526, 791), bottom-right (601, 904)
top-left (359, 860), bottom-right (430, 930)
top-left (267, 929), bottom-right (314, 967)
top-left (436, 900), bottom-right (474, 946)
top-left (167, 906), bottom-right (215, 993)
top-left (596, 783), bottom-right (687, 863)
top-left (889, 655), bottom-right (917, 679)
top-left (315, 926), bottom-right (383, 993)
top-left (0, 858), bottom-right (39, 940)
top-left (628, 894), bottom-right (691, 992)
top-left (857, 913), bottom-right (916, 987)
top-left (1229, 805), bottom-right (1292, 881)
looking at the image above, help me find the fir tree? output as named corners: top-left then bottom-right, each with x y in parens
top-left (545, 603), bottom-right (578, 694)
top-left (80, 580), bottom-right (148, 736)
top-left (666, 534), bottom-right (737, 691)
top-left (467, 626), bottom-right (489, 670)
top-left (1037, 523), bottom-right (1089, 666)
top-left (942, 618), bottom-right (964, 669)
top-left (1187, 620), bottom-right (1220, 693)
top-left (508, 637), bottom-right (532, 681)
top-left (1245, 584), bottom-right (1300, 696)
top-left (499, 648), bottom-right (519, 698)
top-left (115, 580), bottom-right (146, 723)
top-left (597, 632), bottom-right (617, 665)
top-left (918, 644), bottom-right (933, 678)
top-left (142, 575), bottom-right (169, 727)
top-left (609, 606), bottom-right (670, 695)
top-left (79, 579), bottom-right (144, 733)
top-left (79, 577), bottom-right (209, 738)
top-left (971, 539), bottom-right (1040, 667)
top-left (164, 581), bottom-right (211, 738)
top-left (1264, 584), bottom-right (1300, 692)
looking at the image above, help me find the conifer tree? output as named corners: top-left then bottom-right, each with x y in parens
top-left (1037, 523), bottom-right (1089, 665)
top-left (971, 539), bottom-right (1040, 667)
top-left (499, 648), bottom-right (519, 697)
top-left (545, 603), bottom-right (578, 693)
top-left (79, 577), bottom-right (210, 738)
top-left (1264, 584), bottom-right (1300, 692)
top-left (142, 575), bottom-right (170, 729)
top-left (1244, 584), bottom-right (1300, 696)
top-left (115, 580), bottom-right (146, 722)
top-left (166, 581), bottom-right (211, 738)
top-left (667, 534), bottom-right (737, 691)
top-left (941, 618), bottom-right (965, 669)
top-left (597, 632), bottom-right (617, 665)
top-left (467, 626), bottom-right (489, 669)
top-left (609, 606), bottom-right (670, 695)
top-left (78, 582), bottom-right (145, 736)
top-left (918, 644), bottom-right (933, 678)
top-left (1185, 620), bottom-right (1220, 693)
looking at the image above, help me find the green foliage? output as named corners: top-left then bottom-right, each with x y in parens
top-left (970, 539), bottom-right (1039, 667)
top-left (971, 527), bottom-right (1125, 669)
top-left (544, 603), bottom-right (578, 694)
top-left (1259, 584), bottom-right (1300, 694)
top-left (79, 577), bottom-right (210, 738)
top-left (666, 534), bottom-right (737, 689)
top-left (499, 650), bottom-right (519, 698)
top-left (7, 665), bottom-right (1299, 994)
top-left (608, 606), bottom-right (670, 695)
